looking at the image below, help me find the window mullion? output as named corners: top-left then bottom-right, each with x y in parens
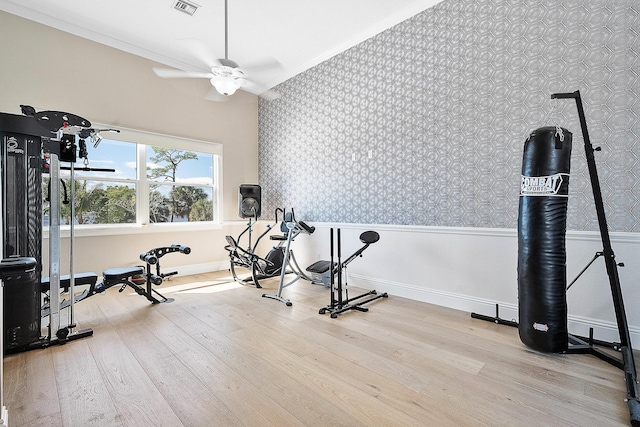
top-left (213, 155), bottom-right (221, 223)
top-left (137, 143), bottom-right (149, 225)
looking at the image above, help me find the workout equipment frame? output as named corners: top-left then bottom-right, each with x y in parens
top-left (1, 109), bottom-right (98, 353)
top-left (137, 244), bottom-right (191, 303)
top-left (40, 112), bottom-right (98, 350)
top-left (225, 208), bottom-right (285, 288)
top-left (472, 90), bottom-right (639, 426)
top-left (317, 228), bottom-right (388, 318)
top-left (2, 107), bottom-right (190, 355)
top-left (553, 91), bottom-right (639, 426)
top-left (261, 210), bottom-right (315, 306)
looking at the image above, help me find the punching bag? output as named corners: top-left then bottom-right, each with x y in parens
top-left (518, 126), bottom-right (572, 353)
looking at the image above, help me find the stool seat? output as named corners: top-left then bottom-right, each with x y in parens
top-left (103, 267), bottom-right (144, 282)
top-left (306, 260), bottom-right (335, 274)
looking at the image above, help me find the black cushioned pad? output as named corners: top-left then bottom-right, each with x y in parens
top-left (41, 272), bottom-right (98, 292)
top-left (103, 267), bottom-right (144, 282)
top-left (306, 260), bottom-right (333, 274)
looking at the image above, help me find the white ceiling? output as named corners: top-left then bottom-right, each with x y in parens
top-left (0, 0), bottom-right (443, 96)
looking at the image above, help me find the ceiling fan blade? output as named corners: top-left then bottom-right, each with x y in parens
top-left (176, 38), bottom-right (219, 69)
top-left (152, 67), bottom-right (214, 79)
top-left (241, 78), bottom-right (279, 97)
top-left (242, 57), bottom-right (284, 74)
top-left (240, 78), bottom-right (261, 92)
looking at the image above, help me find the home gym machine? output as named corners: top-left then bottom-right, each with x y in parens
top-left (2, 106), bottom-right (193, 355)
top-left (261, 209), bottom-right (316, 306)
top-left (1, 108), bottom-right (99, 353)
top-left (312, 228), bottom-right (388, 318)
top-left (471, 91), bottom-right (639, 426)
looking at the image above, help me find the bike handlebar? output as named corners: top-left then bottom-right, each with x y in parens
top-left (298, 220), bottom-right (315, 234)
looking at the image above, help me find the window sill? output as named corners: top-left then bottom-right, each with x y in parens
top-left (42, 221), bottom-right (223, 239)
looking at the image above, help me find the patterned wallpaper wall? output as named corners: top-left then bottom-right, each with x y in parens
top-left (258, 0), bottom-right (639, 232)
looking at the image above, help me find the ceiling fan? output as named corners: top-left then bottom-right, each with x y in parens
top-left (152, 0), bottom-right (282, 99)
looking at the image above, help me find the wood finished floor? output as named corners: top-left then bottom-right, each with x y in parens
top-left (4, 271), bottom-right (638, 427)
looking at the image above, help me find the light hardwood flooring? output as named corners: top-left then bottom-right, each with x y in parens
top-left (4, 271), bottom-right (639, 426)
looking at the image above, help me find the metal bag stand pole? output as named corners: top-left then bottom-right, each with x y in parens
top-left (551, 90), bottom-right (638, 426)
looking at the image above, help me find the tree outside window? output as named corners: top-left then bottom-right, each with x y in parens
top-left (147, 147), bottom-right (213, 223)
top-left (42, 134), bottom-right (218, 227)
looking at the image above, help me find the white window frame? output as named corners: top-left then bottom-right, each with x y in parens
top-left (46, 124), bottom-right (223, 237)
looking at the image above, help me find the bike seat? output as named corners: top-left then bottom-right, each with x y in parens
top-left (306, 260), bottom-right (335, 274)
top-left (225, 235), bottom-right (239, 249)
top-left (360, 231), bottom-right (380, 244)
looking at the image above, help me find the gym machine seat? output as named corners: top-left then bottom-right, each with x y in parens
top-left (41, 272), bottom-right (98, 293)
top-left (103, 267), bottom-right (144, 285)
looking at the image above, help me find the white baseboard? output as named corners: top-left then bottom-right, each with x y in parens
top-left (172, 261), bottom-right (229, 277)
top-left (173, 259), bottom-right (640, 348)
top-left (351, 274), bottom-right (640, 348)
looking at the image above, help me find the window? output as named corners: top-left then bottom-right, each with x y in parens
top-left (147, 147), bottom-right (214, 223)
top-left (43, 125), bottom-right (221, 229)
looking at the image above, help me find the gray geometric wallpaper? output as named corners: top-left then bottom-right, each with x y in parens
top-left (258, 0), bottom-right (639, 232)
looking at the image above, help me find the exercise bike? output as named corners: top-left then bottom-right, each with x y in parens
top-left (225, 207), bottom-right (287, 288)
top-left (261, 209), bottom-right (316, 306)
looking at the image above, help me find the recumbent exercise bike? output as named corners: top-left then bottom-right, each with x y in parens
top-left (225, 208), bottom-right (313, 289)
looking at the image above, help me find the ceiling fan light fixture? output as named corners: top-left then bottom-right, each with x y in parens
top-left (211, 76), bottom-right (242, 96)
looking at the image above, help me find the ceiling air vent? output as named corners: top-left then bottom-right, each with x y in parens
top-left (173, 0), bottom-right (199, 16)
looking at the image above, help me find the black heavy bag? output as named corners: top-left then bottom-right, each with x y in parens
top-left (518, 126), bottom-right (572, 353)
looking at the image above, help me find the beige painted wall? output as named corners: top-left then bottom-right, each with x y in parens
top-left (0, 10), bottom-right (259, 273)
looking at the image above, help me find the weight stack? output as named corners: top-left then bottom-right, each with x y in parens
top-left (518, 126), bottom-right (572, 353)
top-left (3, 262), bottom-right (41, 352)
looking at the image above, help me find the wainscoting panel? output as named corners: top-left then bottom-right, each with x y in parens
top-left (263, 223), bottom-right (640, 347)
